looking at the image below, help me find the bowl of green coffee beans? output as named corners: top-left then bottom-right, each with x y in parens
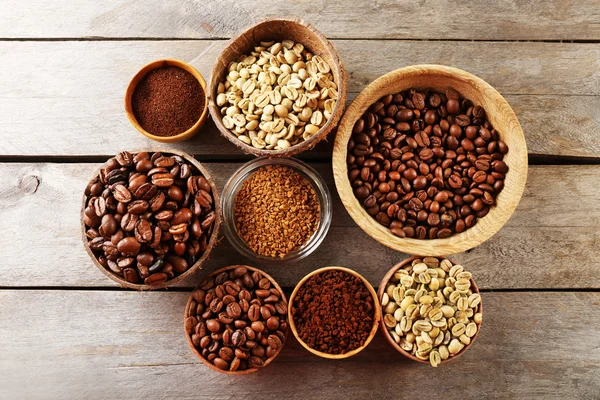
top-left (378, 255), bottom-right (482, 367)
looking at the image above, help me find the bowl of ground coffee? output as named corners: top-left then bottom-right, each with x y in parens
top-left (125, 59), bottom-right (209, 143)
top-left (289, 266), bottom-right (381, 359)
top-left (332, 65), bottom-right (528, 256)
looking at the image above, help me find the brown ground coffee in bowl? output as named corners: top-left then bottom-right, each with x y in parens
top-left (291, 269), bottom-right (375, 355)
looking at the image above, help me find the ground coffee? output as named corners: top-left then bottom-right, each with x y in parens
top-left (292, 269), bottom-right (374, 354)
top-left (132, 66), bottom-right (205, 137)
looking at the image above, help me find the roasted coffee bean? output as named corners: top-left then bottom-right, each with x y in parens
top-left (117, 237), bottom-right (141, 256)
top-left (123, 268), bottom-right (140, 283)
top-left (347, 89), bottom-right (508, 239)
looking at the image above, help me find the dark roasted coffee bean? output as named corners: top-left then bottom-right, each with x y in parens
top-left (123, 268), bottom-right (140, 283)
top-left (134, 219), bottom-right (153, 243)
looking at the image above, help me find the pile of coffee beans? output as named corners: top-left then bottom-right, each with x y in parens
top-left (382, 257), bottom-right (482, 367)
top-left (185, 266), bottom-right (288, 372)
top-left (347, 88), bottom-right (509, 239)
top-left (83, 151), bottom-right (217, 285)
top-left (291, 269), bottom-right (375, 354)
top-left (217, 39), bottom-right (338, 150)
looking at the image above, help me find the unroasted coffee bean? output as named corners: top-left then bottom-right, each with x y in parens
top-left (83, 151), bottom-right (217, 285)
top-left (186, 267), bottom-right (287, 372)
top-left (346, 89), bottom-right (509, 239)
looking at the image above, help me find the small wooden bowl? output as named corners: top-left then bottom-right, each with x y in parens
top-left (125, 59), bottom-right (209, 143)
top-left (208, 17), bottom-right (347, 157)
top-left (288, 266), bottom-right (381, 359)
top-left (81, 149), bottom-right (221, 290)
top-left (184, 265), bottom-right (289, 375)
top-left (332, 65), bottom-right (528, 256)
top-left (378, 256), bottom-right (482, 365)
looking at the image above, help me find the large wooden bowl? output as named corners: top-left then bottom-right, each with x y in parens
top-left (184, 265), bottom-right (289, 375)
top-left (332, 65), bottom-right (528, 256)
top-left (288, 266), bottom-right (381, 359)
top-left (80, 149), bottom-right (221, 290)
top-left (208, 17), bottom-right (347, 157)
top-left (378, 256), bottom-right (482, 365)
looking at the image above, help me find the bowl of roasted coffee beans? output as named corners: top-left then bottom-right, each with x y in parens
top-left (184, 265), bottom-right (288, 374)
top-left (208, 17), bottom-right (347, 157)
top-left (289, 266), bottom-right (381, 359)
top-left (332, 65), bottom-right (528, 256)
top-left (221, 156), bottom-right (332, 263)
top-left (378, 256), bottom-right (482, 366)
top-left (81, 150), bottom-right (221, 290)
top-left (125, 59), bottom-right (209, 143)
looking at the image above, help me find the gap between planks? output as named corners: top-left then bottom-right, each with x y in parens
top-left (1, 155), bottom-right (600, 165)
top-left (1, 37), bottom-right (600, 43)
top-left (1, 286), bottom-right (599, 293)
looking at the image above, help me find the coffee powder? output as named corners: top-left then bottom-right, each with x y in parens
top-left (132, 66), bottom-right (205, 137)
top-left (292, 270), bottom-right (374, 354)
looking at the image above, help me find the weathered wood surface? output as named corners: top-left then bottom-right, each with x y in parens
top-left (2, 0), bottom-right (600, 41)
top-left (1, 162), bottom-right (599, 289)
top-left (1, 290), bottom-right (598, 399)
top-left (0, 41), bottom-right (599, 158)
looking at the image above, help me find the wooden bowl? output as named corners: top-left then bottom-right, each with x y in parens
top-left (184, 265), bottom-right (289, 375)
top-left (81, 149), bottom-right (221, 290)
top-left (125, 59), bottom-right (209, 143)
top-left (288, 266), bottom-right (381, 359)
top-left (378, 256), bottom-right (482, 365)
top-left (208, 17), bottom-right (347, 157)
top-left (332, 65), bottom-right (528, 256)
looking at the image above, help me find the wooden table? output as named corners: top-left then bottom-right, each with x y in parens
top-left (1, 2), bottom-right (599, 399)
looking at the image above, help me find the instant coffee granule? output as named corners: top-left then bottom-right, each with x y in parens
top-left (132, 66), bottom-right (205, 137)
top-left (234, 165), bottom-right (320, 258)
top-left (292, 270), bottom-right (374, 354)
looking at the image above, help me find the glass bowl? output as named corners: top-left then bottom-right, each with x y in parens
top-left (221, 157), bottom-right (332, 264)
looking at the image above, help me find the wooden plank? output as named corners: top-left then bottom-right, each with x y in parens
top-left (1, 290), bottom-right (599, 399)
top-left (1, 163), bottom-right (599, 290)
top-left (0, 41), bottom-right (599, 158)
top-left (1, 0), bottom-right (599, 40)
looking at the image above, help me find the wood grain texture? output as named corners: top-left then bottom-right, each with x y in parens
top-left (1, 290), bottom-right (599, 399)
top-left (1, 0), bottom-right (599, 40)
top-left (333, 65), bottom-right (528, 256)
top-left (1, 162), bottom-right (599, 289)
top-left (0, 41), bottom-right (599, 158)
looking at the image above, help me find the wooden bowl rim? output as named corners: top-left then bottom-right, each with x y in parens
top-left (80, 149), bottom-right (222, 290)
top-left (124, 58), bottom-right (209, 143)
top-left (377, 256), bottom-right (482, 365)
top-left (183, 264), bottom-right (289, 375)
top-left (332, 64), bottom-right (528, 256)
top-left (288, 266), bottom-right (382, 359)
top-left (208, 17), bottom-right (347, 158)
